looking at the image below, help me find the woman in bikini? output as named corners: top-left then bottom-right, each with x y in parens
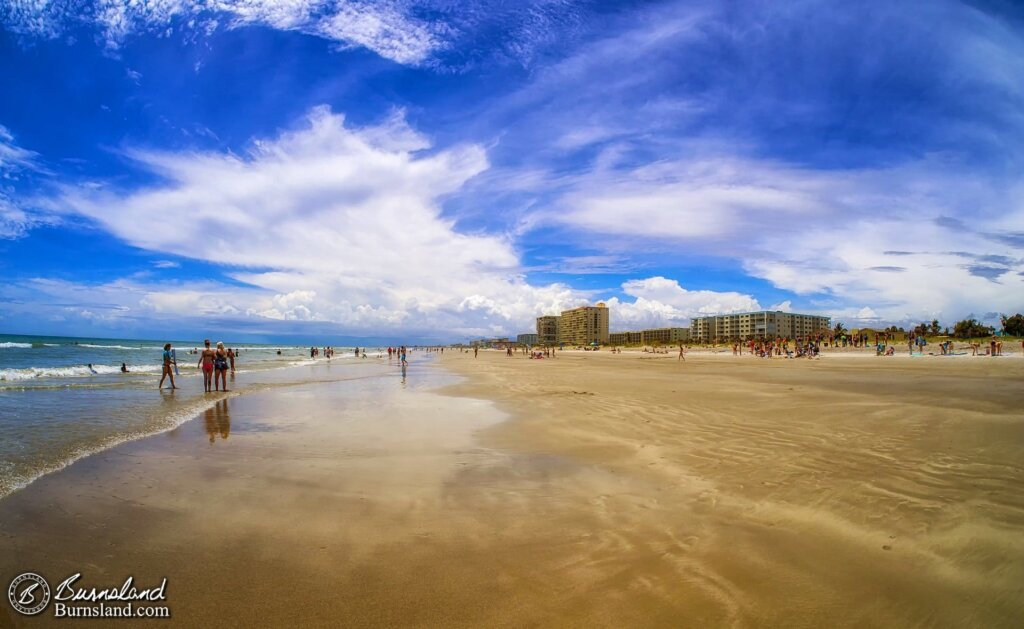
top-left (159, 343), bottom-right (177, 389)
top-left (198, 339), bottom-right (216, 392)
top-left (214, 341), bottom-right (230, 392)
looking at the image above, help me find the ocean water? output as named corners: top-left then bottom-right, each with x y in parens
top-left (0, 334), bottom-right (397, 498)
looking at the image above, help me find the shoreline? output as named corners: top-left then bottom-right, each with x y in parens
top-left (0, 357), bottom-right (395, 501)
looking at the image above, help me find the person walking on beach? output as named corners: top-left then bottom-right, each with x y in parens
top-left (228, 347), bottom-right (236, 373)
top-left (198, 339), bottom-right (216, 392)
top-left (678, 344), bottom-right (686, 362)
top-left (474, 346), bottom-right (478, 358)
top-left (214, 342), bottom-right (230, 391)
top-left (159, 343), bottom-right (177, 389)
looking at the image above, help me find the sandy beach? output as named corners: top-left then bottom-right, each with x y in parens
top-left (2, 350), bottom-right (1023, 627)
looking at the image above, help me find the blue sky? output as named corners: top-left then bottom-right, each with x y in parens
top-left (1, 0), bottom-right (1022, 342)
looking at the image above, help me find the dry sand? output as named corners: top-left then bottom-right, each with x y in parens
top-left (1, 350), bottom-right (1022, 627)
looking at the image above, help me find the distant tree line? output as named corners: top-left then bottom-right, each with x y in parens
top-left (845, 313), bottom-right (1024, 339)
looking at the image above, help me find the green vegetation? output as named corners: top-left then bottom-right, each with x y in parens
top-left (953, 318), bottom-right (995, 339)
top-left (1001, 313), bottom-right (1024, 337)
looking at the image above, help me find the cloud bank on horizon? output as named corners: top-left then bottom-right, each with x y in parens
top-left (0, 0), bottom-right (1022, 341)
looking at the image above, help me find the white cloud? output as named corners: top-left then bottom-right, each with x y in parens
top-left (604, 276), bottom-right (762, 330)
top-left (0, 196), bottom-right (35, 239)
top-left (315, 2), bottom-right (440, 65)
top-left (0, 124), bottom-right (38, 174)
top-left (46, 106), bottom-right (598, 337)
top-left (0, 125), bottom-right (47, 239)
top-left (153, 260), bottom-right (180, 268)
top-left (4, 1), bottom-right (443, 64)
top-left (546, 154), bottom-right (1024, 325)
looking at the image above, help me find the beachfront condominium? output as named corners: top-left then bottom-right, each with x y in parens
top-left (517, 333), bottom-right (539, 345)
top-left (557, 303), bottom-right (610, 346)
top-left (609, 327), bottom-right (689, 345)
top-left (536, 316), bottom-right (560, 345)
top-left (690, 311), bottom-right (831, 342)
top-left (643, 327), bottom-right (690, 345)
top-left (608, 331), bottom-right (642, 345)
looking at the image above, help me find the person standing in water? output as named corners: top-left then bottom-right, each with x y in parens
top-left (159, 343), bottom-right (177, 389)
top-left (198, 339), bottom-right (216, 392)
top-left (214, 342), bottom-right (230, 392)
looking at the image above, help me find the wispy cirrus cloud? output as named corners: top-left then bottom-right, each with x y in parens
top-left (0, 0), bottom-right (587, 67)
top-left (466, 0), bottom-right (1024, 326)
top-left (2, 0), bottom-right (443, 64)
top-left (0, 125), bottom-right (48, 239)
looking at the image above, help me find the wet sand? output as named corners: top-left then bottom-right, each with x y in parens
top-left (1, 351), bottom-right (1023, 627)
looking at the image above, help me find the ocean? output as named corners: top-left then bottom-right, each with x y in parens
top-left (0, 334), bottom-right (396, 498)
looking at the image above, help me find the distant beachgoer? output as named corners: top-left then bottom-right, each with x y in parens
top-left (121, 362), bottom-right (129, 373)
top-left (678, 344), bottom-right (686, 362)
top-left (87, 363), bottom-right (98, 374)
top-left (228, 348), bottom-right (236, 373)
top-left (474, 347), bottom-right (478, 358)
top-left (214, 342), bottom-right (229, 391)
top-left (400, 348), bottom-right (407, 365)
top-left (198, 339), bottom-right (216, 392)
top-left (159, 343), bottom-right (177, 389)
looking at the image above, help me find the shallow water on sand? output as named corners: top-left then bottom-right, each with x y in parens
top-left (0, 334), bottom-right (399, 498)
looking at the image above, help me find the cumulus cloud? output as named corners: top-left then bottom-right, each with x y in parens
top-left (43, 107), bottom-right (601, 337)
top-left (604, 277), bottom-right (762, 331)
top-left (15, 107), bottom-right (779, 338)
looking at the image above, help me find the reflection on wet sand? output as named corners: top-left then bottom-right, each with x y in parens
top-left (203, 398), bottom-right (230, 444)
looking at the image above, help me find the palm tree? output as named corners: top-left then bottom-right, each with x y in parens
top-left (833, 322), bottom-right (848, 337)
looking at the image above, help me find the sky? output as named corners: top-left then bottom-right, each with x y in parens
top-left (1, 0), bottom-right (1022, 343)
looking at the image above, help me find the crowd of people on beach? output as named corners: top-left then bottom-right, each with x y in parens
top-left (727, 338), bottom-right (822, 359)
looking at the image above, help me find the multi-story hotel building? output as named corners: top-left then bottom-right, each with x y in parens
top-left (609, 331), bottom-right (642, 345)
top-left (516, 333), bottom-right (539, 345)
top-left (640, 327), bottom-right (690, 344)
top-left (690, 311), bottom-right (831, 342)
top-left (536, 316), bottom-right (561, 345)
top-left (609, 328), bottom-right (689, 345)
top-left (556, 303), bottom-right (610, 346)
